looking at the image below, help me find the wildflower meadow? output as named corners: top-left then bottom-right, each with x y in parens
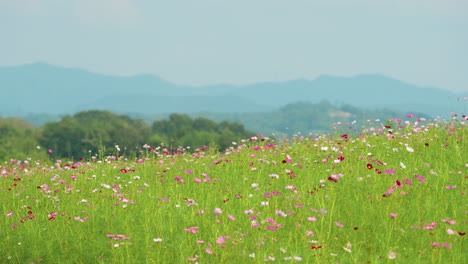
top-left (1, 115), bottom-right (466, 264)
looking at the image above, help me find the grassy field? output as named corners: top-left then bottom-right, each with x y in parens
top-left (1, 116), bottom-right (466, 264)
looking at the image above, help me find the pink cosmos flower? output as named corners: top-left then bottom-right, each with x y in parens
top-left (389, 213), bottom-right (397, 218)
top-left (194, 178), bottom-right (202, 183)
top-left (335, 222), bottom-right (344, 227)
top-left (213, 208), bottom-right (223, 216)
top-left (430, 242), bottom-right (439, 247)
top-left (424, 222), bottom-right (438, 230)
top-left (184, 227), bottom-right (199, 233)
top-left (414, 175), bottom-right (426, 183)
top-left (205, 248), bottom-right (214, 254)
top-left (442, 243), bottom-right (451, 248)
top-left (307, 217), bottom-right (317, 222)
top-left (403, 178), bottom-right (413, 185)
top-left (6, 212), bottom-right (13, 217)
top-left (445, 186), bottom-right (456, 189)
top-left (228, 214), bottom-right (236, 220)
top-left (384, 169), bottom-right (396, 175)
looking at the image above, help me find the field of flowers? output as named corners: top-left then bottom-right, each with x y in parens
top-left (1, 116), bottom-right (467, 264)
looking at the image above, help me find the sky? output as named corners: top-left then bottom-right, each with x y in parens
top-left (1, 0), bottom-right (467, 92)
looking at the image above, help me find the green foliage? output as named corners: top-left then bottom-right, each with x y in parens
top-left (151, 113), bottom-right (255, 151)
top-left (40, 111), bottom-right (152, 159)
top-left (0, 111), bottom-right (253, 161)
top-left (0, 117), bottom-right (45, 161)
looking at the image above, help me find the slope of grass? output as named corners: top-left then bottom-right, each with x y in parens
top-left (1, 116), bottom-right (466, 264)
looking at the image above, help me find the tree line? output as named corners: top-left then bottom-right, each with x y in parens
top-left (0, 111), bottom-right (255, 161)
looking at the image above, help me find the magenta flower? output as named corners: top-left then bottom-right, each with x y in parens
top-left (424, 222), bottom-right (438, 230)
top-left (389, 213), bottom-right (397, 218)
top-left (403, 178), bottom-right (413, 185)
top-left (205, 248), bottom-right (214, 254)
top-left (228, 214), bottom-right (236, 220)
top-left (384, 169), bottom-right (396, 175)
top-left (194, 178), bottom-right (202, 183)
top-left (414, 175), bottom-right (426, 183)
top-left (185, 170), bottom-right (193, 174)
top-left (394, 180), bottom-right (403, 187)
top-left (430, 242), bottom-right (440, 248)
top-left (307, 217), bottom-right (317, 222)
top-left (183, 227), bottom-right (199, 233)
top-left (216, 236), bottom-right (226, 244)
top-left (335, 222), bottom-right (344, 227)
top-left (173, 177), bottom-right (183, 181)
top-left (445, 185), bottom-right (456, 189)
top-left (6, 212), bottom-right (13, 217)
top-left (442, 243), bottom-right (451, 248)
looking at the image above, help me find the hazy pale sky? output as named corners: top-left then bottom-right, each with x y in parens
top-left (1, 0), bottom-right (467, 92)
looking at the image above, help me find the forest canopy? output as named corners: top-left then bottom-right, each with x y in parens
top-left (0, 111), bottom-right (255, 161)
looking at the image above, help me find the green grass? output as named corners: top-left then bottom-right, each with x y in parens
top-left (1, 117), bottom-right (467, 263)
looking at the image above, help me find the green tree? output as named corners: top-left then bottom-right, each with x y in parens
top-left (0, 117), bottom-right (46, 161)
top-left (40, 111), bottom-right (151, 158)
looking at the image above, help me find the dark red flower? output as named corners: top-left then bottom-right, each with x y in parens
top-left (311, 245), bottom-right (323, 249)
top-left (327, 177), bottom-right (338, 183)
top-left (48, 217), bottom-right (55, 221)
top-left (367, 163), bottom-right (373, 169)
top-left (459, 232), bottom-right (466, 236)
